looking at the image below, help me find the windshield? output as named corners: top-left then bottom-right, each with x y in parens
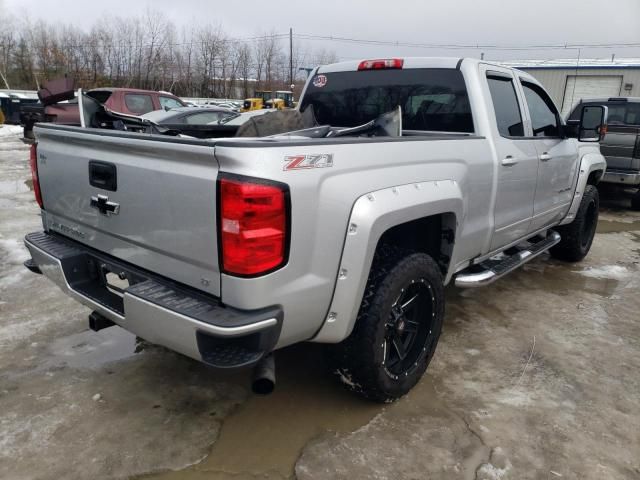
top-left (87, 90), bottom-right (113, 104)
top-left (299, 68), bottom-right (474, 133)
top-left (141, 109), bottom-right (177, 122)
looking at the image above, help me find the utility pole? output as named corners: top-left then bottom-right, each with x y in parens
top-left (0, 70), bottom-right (10, 90)
top-left (289, 28), bottom-right (293, 89)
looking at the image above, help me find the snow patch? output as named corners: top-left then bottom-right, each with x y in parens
top-left (476, 447), bottom-right (512, 480)
top-left (0, 237), bottom-right (30, 265)
top-left (576, 265), bottom-right (630, 280)
top-left (0, 269), bottom-right (29, 289)
top-left (0, 317), bottom-right (44, 346)
top-left (0, 125), bottom-right (23, 137)
top-left (476, 461), bottom-right (511, 480)
top-left (496, 389), bottom-right (534, 407)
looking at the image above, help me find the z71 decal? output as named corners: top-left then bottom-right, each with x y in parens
top-left (283, 154), bottom-right (334, 171)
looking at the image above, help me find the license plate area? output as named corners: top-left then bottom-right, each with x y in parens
top-left (63, 255), bottom-right (148, 317)
top-left (101, 267), bottom-right (131, 297)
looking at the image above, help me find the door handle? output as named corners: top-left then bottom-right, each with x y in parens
top-left (501, 155), bottom-right (518, 166)
top-left (539, 152), bottom-right (552, 161)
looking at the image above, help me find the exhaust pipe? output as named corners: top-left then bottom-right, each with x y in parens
top-left (252, 353), bottom-right (275, 395)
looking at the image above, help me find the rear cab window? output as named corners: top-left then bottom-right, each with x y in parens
top-left (124, 94), bottom-right (155, 114)
top-left (299, 68), bottom-right (474, 134)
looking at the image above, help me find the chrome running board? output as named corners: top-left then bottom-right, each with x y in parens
top-left (455, 231), bottom-right (561, 288)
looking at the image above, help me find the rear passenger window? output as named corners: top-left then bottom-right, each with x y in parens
top-left (521, 82), bottom-right (560, 137)
top-left (124, 94), bottom-right (154, 114)
top-left (159, 96), bottom-right (184, 110)
top-left (606, 105), bottom-right (627, 124)
top-left (487, 75), bottom-right (524, 137)
top-left (623, 104), bottom-right (640, 125)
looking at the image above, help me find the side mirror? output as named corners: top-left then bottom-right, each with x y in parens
top-left (578, 105), bottom-right (608, 142)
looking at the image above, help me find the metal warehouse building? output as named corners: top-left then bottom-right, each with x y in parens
top-left (501, 58), bottom-right (640, 117)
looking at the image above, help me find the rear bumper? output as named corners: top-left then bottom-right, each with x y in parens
top-left (602, 170), bottom-right (640, 186)
top-left (24, 231), bottom-right (282, 368)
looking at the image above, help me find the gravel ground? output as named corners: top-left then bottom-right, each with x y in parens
top-left (1, 125), bottom-right (638, 479)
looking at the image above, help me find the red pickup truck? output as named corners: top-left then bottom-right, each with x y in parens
top-left (20, 80), bottom-right (186, 139)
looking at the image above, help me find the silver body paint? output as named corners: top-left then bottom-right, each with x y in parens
top-left (28, 57), bottom-right (606, 361)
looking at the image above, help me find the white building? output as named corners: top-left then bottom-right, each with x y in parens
top-left (501, 58), bottom-right (640, 117)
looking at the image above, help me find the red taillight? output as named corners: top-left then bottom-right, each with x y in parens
top-left (219, 176), bottom-right (288, 276)
top-left (357, 58), bottom-right (404, 71)
top-left (29, 144), bottom-right (43, 209)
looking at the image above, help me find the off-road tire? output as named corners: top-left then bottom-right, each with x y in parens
top-left (631, 189), bottom-right (640, 211)
top-left (326, 246), bottom-right (444, 403)
top-left (550, 184), bottom-right (599, 262)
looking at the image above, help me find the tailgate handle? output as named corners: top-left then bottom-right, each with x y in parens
top-left (89, 161), bottom-right (117, 191)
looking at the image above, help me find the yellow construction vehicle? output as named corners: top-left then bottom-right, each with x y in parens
top-left (274, 91), bottom-right (294, 108)
top-left (240, 90), bottom-right (294, 112)
top-left (241, 98), bottom-right (263, 112)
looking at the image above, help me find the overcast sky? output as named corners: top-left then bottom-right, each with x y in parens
top-left (5, 0), bottom-right (640, 61)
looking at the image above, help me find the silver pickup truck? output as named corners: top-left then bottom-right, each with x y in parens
top-left (24, 57), bottom-right (607, 402)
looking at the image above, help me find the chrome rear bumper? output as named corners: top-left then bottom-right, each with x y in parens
top-left (24, 231), bottom-right (282, 368)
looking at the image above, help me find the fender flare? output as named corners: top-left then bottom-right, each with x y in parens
top-left (559, 152), bottom-right (606, 226)
top-left (311, 180), bottom-right (463, 343)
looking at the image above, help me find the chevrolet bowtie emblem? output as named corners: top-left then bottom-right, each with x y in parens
top-left (90, 194), bottom-right (120, 216)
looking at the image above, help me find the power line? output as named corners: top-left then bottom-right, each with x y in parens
top-left (292, 33), bottom-right (640, 51)
top-left (0, 33), bottom-right (291, 51)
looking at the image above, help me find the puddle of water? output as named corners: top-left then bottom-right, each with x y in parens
top-left (142, 344), bottom-right (381, 479)
top-left (47, 327), bottom-right (142, 370)
top-left (519, 261), bottom-right (622, 297)
top-left (597, 219), bottom-right (640, 234)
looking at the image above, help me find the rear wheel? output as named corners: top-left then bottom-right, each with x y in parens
top-left (327, 246), bottom-right (444, 403)
top-left (550, 184), bottom-right (599, 262)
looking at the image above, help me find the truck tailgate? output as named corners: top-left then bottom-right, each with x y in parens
top-left (34, 125), bottom-right (221, 296)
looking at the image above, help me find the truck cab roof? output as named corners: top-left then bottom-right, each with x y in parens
top-left (315, 56), bottom-right (539, 86)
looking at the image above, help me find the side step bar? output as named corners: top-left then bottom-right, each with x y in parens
top-left (455, 231), bottom-right (561, 288)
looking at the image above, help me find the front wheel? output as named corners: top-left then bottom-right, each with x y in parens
top-left (327, 247), bottom-right (444, 403)
top-left (550, 184), bottom-right (599, 262)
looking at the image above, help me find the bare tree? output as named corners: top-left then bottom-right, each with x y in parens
top-left (0, 12), bottom-right (338, 98)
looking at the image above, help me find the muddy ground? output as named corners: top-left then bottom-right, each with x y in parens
top-left (1, 125), bottom-right (639, 479)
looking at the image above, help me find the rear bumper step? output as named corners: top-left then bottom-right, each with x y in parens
top-left (24, 231), bottom-right (282, 368)
top-left (454, 231), bottom-right (561, 288)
